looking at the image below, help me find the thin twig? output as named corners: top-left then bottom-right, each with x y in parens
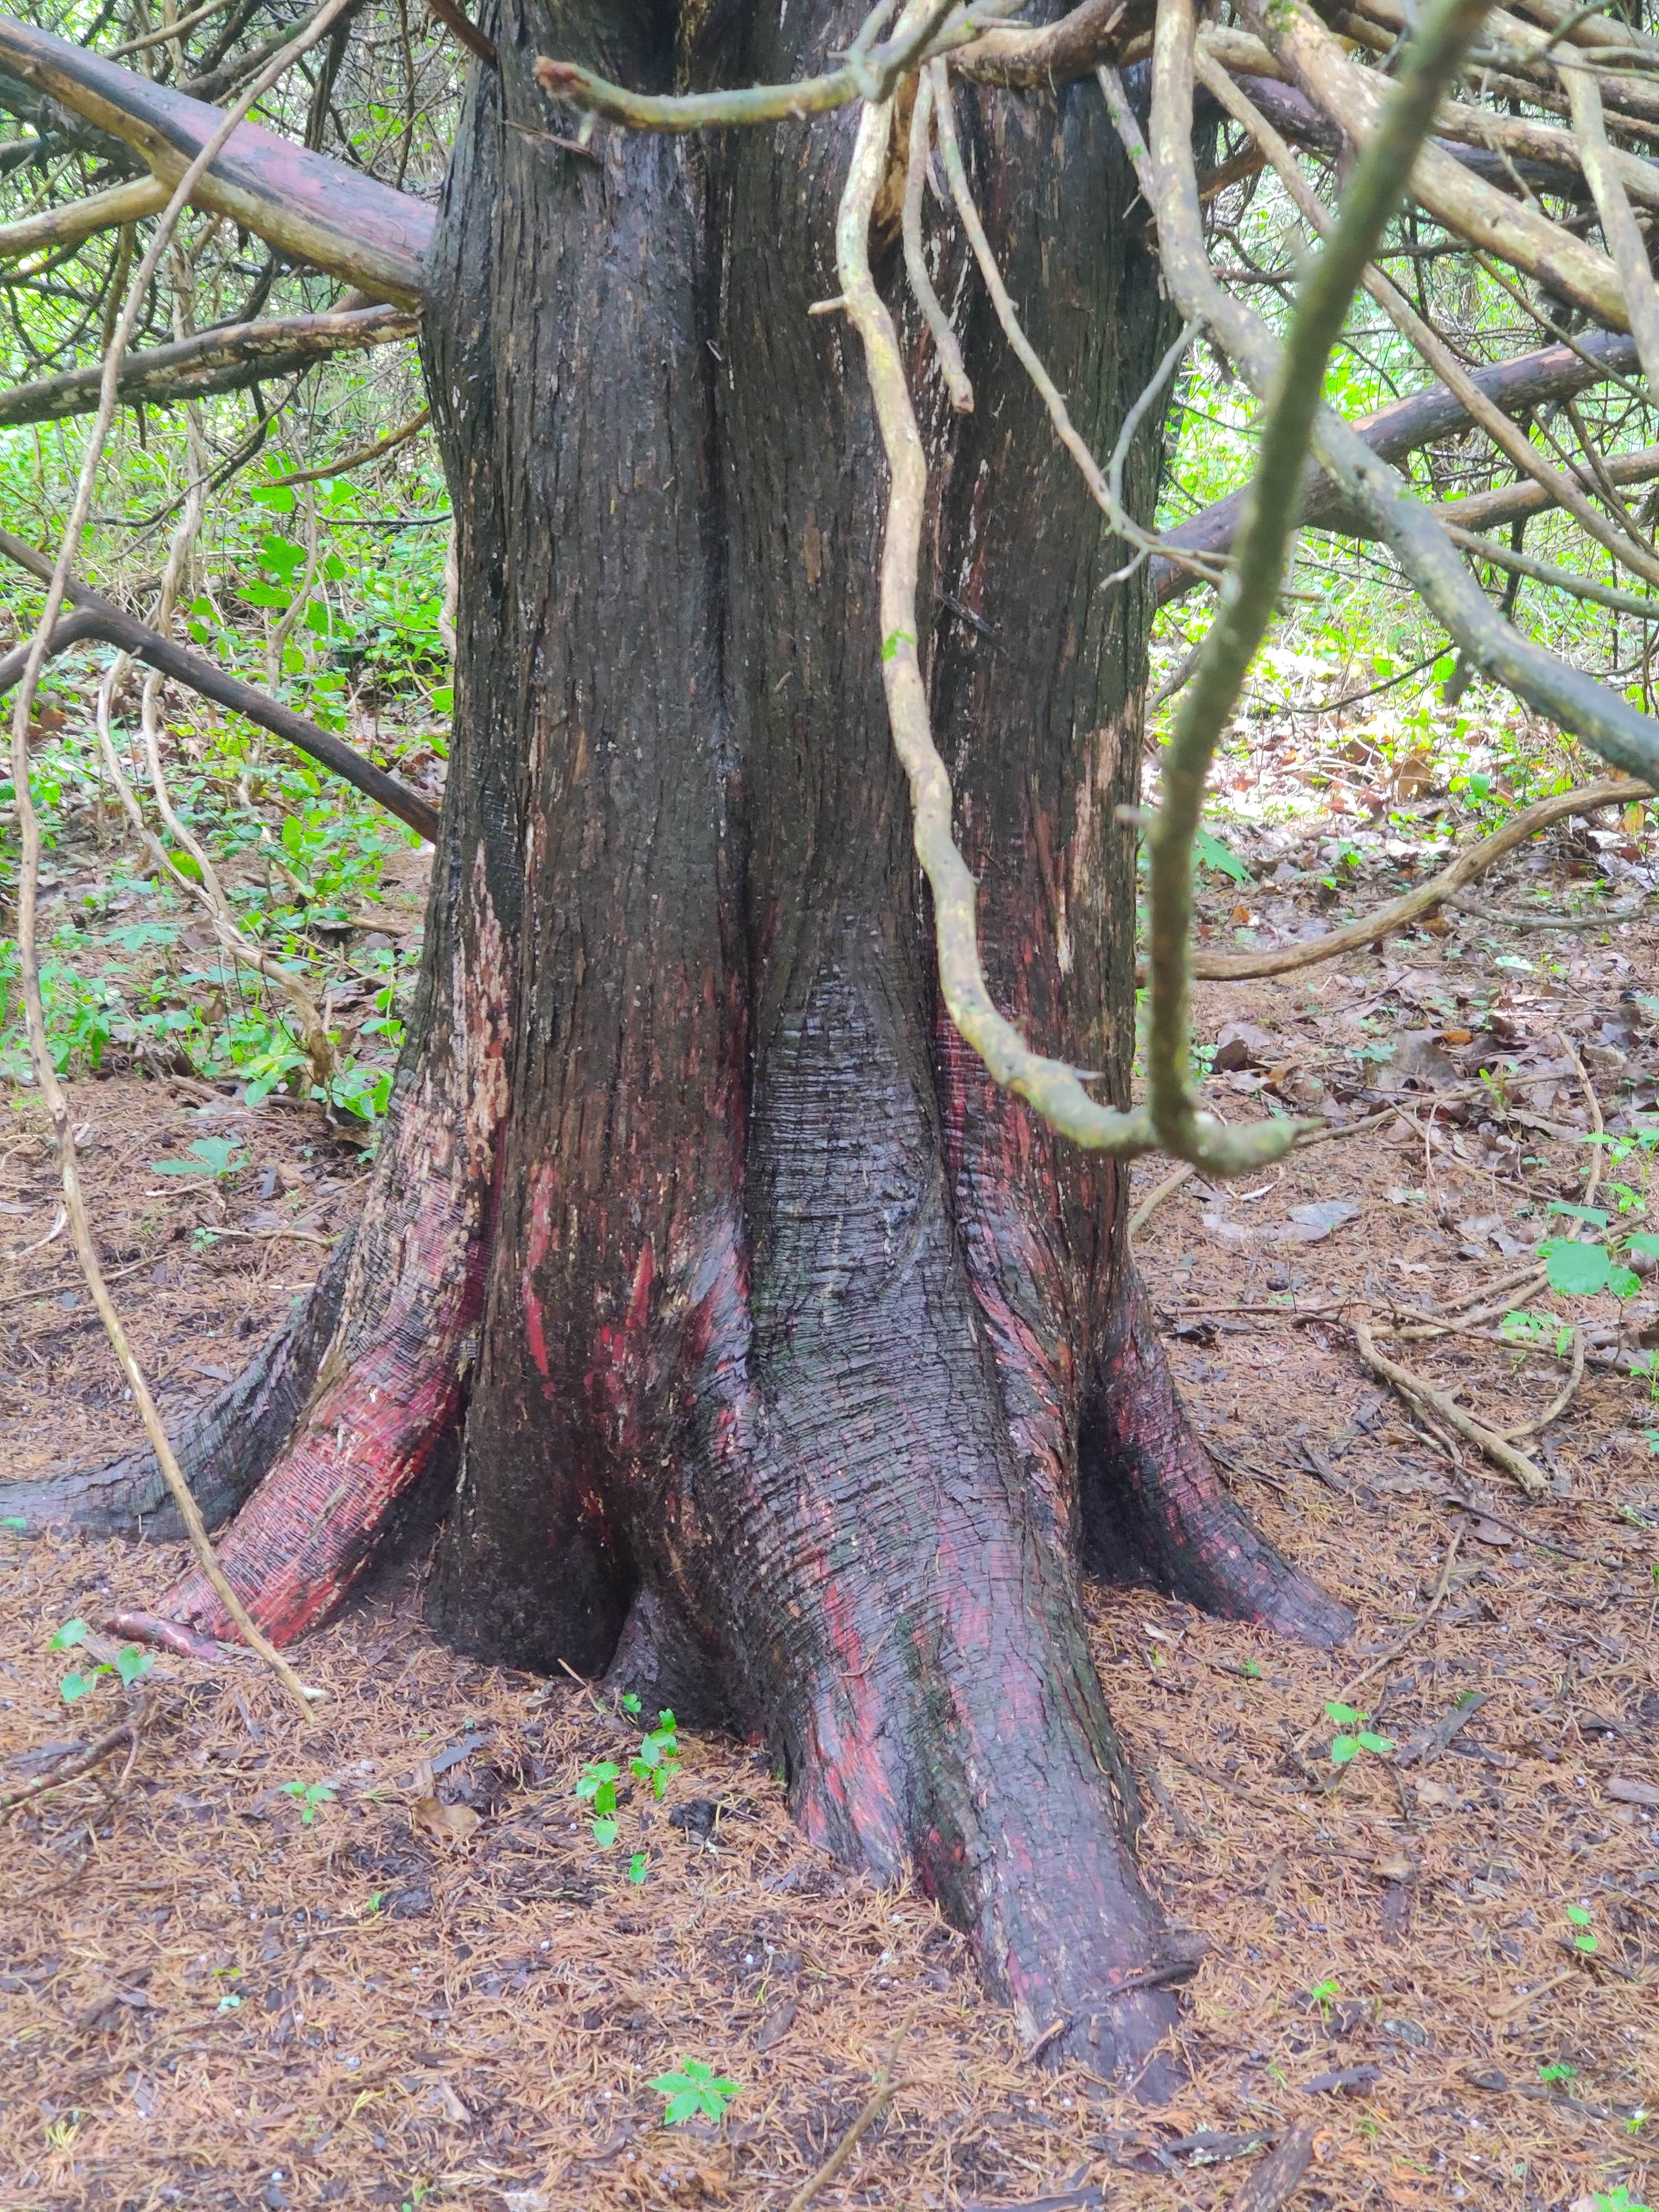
top-left (1184, 778), bottom-right (1649, 980)
top-left (4, 0), bottom-right (359, 1720)
top-left (269, 405), bottom-right (430, 488)
top-left (0, 1715), bottom-right (140, 1817)
top-left (1296, 1531), bottom-right (1460, 1751)
top-left (784, 2017), bottom-right (911, 2212)
top-left (900, 65), bottom-right (973, 413)
top-left (1352, 1312), bottom-right (1548, 1498)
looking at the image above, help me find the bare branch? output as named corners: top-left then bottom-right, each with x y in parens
top-left (1153, 328), bottom-right (1640, 603)
top-left (269, 403), bottom-right (430, 486)
top-left (0, 174), bottom-right (166, 262)
top-left (1109, 16), bottom-right (1659, 781)
top-left (533, 0), bottom-right (1001, 135)
top-left (0, 302), bottom-right (417, 427)
top-left (1243, 0), bottom-right (1630, 331)
top-left (1137, 0), bottom-right (1492, 1173)
top-left (425, 0), bottom-right (497, 71)
top-left (900, 65), bottom-right (973, 413)
top-left (1564, 62), bottom-right (1659, 397)
top-left (0, 529), bottom-right (439, 843)
top-left (834, 11), bottom-right (1168, 1163)
top-left (1185, 778), bottom-right (1648, 980)
top-left (0, 14), bottom-right (433, 305)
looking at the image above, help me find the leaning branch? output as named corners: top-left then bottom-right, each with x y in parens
top-left (0, 529), bottom-right (439, 844)
top-left (0, 302), bottom-right (417, 427)
top-left (1139, 0), bottom-right (1494, 1170)
top-left (0, 173), bottom-right (167, 261)
top-left (0, 14), bottom-right (433, 305)
top-left (1185, 777), bottom-right (1649, 981)
top-left (1152, 330), bottom-right (1640, 604)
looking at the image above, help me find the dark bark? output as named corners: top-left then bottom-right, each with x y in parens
top-left (67, 0), bottom-right (1350, 2086)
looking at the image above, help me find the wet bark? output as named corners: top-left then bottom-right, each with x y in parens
top-left (67, 0), bottom-right (1350, 2086)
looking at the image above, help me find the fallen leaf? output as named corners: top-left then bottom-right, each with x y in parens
top-left (408, 1759), bottom-right (482, 1846)
top-left (1213, 1020), bottom-right (1284, 1072)
top-left (1299, 2064), bottom-right (1381, 2095)
top-left (1285, 1199), bottom-right (1361, 1241)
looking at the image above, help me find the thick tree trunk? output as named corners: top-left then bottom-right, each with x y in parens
top-left (56, 0), bottom-right (1350, 2084)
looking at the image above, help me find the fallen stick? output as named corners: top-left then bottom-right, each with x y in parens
top-left (785, 2020), bottom-right (910, 2212)
top-left (1226, 2123), bottom-right (1318, 2212)
top-left (1183, 777), bottom-right (1650, 980)
top-left (1352, 1312), bottom-right (1548, 1497)
top-left (0, 528), bottom-right (439, 844)
top-left (0, 1716), bottom-right (139, 1816)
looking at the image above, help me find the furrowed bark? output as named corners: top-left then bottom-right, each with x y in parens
top-left (0, 14), bottom-right (432, 304)
top-left (0, 303), bottom-right (417, 427)
top-left (80, 0), bottom-right (1352, 2084)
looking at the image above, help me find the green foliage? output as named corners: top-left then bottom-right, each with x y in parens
top-left (150, 1135), bottom-right (246, 1180)
top-left (649, 2059), bottom-right (742, 2127)
top-left (1194, 827), bottom-right (1252, 884)
top-left (281, 1780), bottom-right (336, 1826)
top-left (1324, 1700), bottom-right (1393, 1766)
top-left (48, 1616), bottom-right (153, 1700)
top-left (1566, 1902), bottom-right (1599, 1955)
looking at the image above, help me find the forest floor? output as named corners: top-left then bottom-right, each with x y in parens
top-left (2, 723), bottom-right (1657, 2212)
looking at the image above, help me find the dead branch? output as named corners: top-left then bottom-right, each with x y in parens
top-left (784, 2024), bottom-right (910, 2211)
top-left (0, 1715), bottom-right (141, 1817)
top-left (952, 0), bottom-right (1139, 87)
top-left (1110, 16), bottom-right (1659, 785)
top-left (534, 0), bottom-right (984, 134)
top-left (1184, 778), bottom-right (1647, 981)
top-left (1352, 1314), bottom-right (1548, 1496)
top-left (1196, 56), bottom-right (1659, 588)
top-left (0, 526), bottom-right (439, 843)
top-left (425, 0), bottom-right (497, 69)
top-left (1135, 0), bottom-right (1493, 1174)
top-left (1564, 62), bottom-right (1659, 403)
top-left (0, 14), bottom-right (432, 305)
top-left (0, 173), bottom-right (166, 261)
top-left (900, 65), bottom-right (973, 413)
top-left (1152, 328), bottom-right (1640, 604)
top-left (1243, 0), bottom-right (1629, 330)
top-left (0, 302), bottom-right (417, 427)
top-left (4, 0), bottom-right (370, 1720)
top-left (829, 26), bottom-right (1163, 1164)
top-left (269, 403), bottom-right (430, 487)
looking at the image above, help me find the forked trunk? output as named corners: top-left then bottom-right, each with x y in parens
top-left (34, 0), bottom-right (1351, 2084)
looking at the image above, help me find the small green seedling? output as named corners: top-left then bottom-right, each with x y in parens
top-left (1567, 1903), bottom-right (1599, 1954)
top-left (1537, 2062), bottom-right (1578, 2084)
top-left (281, 1780), bottom-right (335, 1825)
top-left (629, 1851), bottom-right (649, 1885)
top-left (1310, 1978), bottom-right (1340, 2018)
top-left (649, 2058), bottom-right (742, 2126)
top-left (577, 1760), bottom-right (621, 1846)
top-left (632, 1710), bottom-right (680, 1799)
top-left (2, 1515), bottom-right (28, 1532)
top-left (620, 1692), bottom-right (642, 1716)
top-left (1593, 2189), bottom-right (1649, 2211)
top-left (1325, 1702), bottom-right (1394, 1766)
top-left (149, 1134), bottom-right (247, 1180)
top-left (49, 1618), bottom-right (153, 1701)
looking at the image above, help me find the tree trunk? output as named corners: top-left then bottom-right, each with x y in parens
top-left (55, 0), bottom-right (1352, 2086)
